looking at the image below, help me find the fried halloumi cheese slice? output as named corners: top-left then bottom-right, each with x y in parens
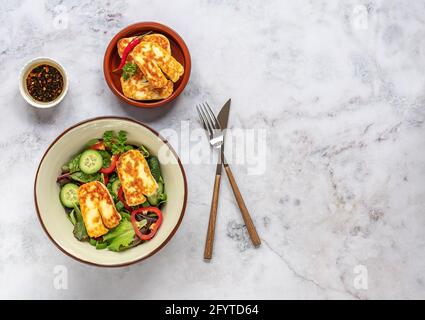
top-left (132, 41), bottom-right (184, 87)
top-left (118, 35), bottom-right (174, 100)
top-left (78, 182), bottom-right (122, 237)
top-left (117, 34), bottom-right (171, 58)
top-left (120, 71), bottom-right (173, 100)
top-left (131, 42), bottom-right (168, 88)
top-left (117, 150), bottom-right (158, 206)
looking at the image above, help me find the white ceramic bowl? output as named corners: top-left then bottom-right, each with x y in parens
top-left (19, 57), bottom-right (69, 108)
top-left (34, 117), bottom-right (188, 267)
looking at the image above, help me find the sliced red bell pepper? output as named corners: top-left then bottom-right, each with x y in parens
top-left (117, 186), bottom-right (132, 211)
top-left (131, 207), bottom-right (163, 241)
top-left (113, 32), bottom-right (152, 72)
top-left (100, 155), bottom-right (118, 174)
top-left (90, 141), bottom-right (105, 151)
top-left (102, 173), bottom-right (109, 186)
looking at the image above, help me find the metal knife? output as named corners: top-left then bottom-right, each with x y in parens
top-left (218, 100), bottom-right (261, 247)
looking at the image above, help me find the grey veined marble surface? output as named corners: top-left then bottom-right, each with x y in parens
top-left (1, 0), bottom-right (425, 299)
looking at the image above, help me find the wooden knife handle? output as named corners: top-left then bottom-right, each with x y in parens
top-left (204, 174), bottom-right (221, 260)
top-left (224, 164), bottom-right (261, 247)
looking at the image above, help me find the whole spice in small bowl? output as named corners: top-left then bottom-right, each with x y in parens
top-left (19, 57), bottom-right (68, 108)
top-left (26, 64), bottom-right (63, 103)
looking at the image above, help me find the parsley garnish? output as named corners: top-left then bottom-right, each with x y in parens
top-left (102, 130), bottom-right (128, 155)
top-left (103, 131), bottom-right (114, 149)
top-left (122, 62), bottom-right (137, 80)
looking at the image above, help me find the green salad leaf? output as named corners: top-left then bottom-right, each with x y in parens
top-left (111, 130), bottom-right (128, 155)
top-left (103, 220), bottom-right (135, 252)
top-left (102, 130), bottom-right (129, 155)
top-left (73, 205), bottom-right (88, 241)
top-left (103, 131), bottom-right (114, 149)
top-left (67, 209), bottom-right (77, 225)
top-left (85, 139), bottom-right (100, 149)
top-left (70, 171), bottom-right (101, 183)
top-left (146, 157), bottom-right (167, 207)
top-left (122, 62), bottom-right (137, 80)
top-left (139, 145), bottom-right (150, 158)
top-left (115, 201), bottom-right (124, 211)
top-left (62, 154), bottom-right (81, 173)
top-left (147, 156), bottom-right (161, 182)
top-left (120, 211), bottom-right (131, 221)
top-left (98, 150), bottom-right (112, 168)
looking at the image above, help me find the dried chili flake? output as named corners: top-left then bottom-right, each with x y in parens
top-left (26, 64), bottom-right (63, 102)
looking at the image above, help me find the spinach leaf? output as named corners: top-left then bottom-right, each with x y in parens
top-left (65, 154), bottom-right (81, 173)
top-left (84, 139), bottom-right (99, 149)
top-left (73, 205), bottom-right (88, 241)
top-left (67, 209), bottom-right (77, 225)
top-left (70, 171), bottom-right (101, 183)
top-left (115, 201), bottom-right (124, 211)
top-left (98, 150), bottom-right (111, 168)
top-left (147, 156), bottom-right (161, 182)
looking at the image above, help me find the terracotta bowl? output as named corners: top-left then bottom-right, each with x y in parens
top-left (103, 22), bottom-right (191, 108)
top-left (34, 117), bottom-right (188, 267)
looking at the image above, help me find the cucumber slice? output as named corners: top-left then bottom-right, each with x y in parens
top-left (147, 156), bottom-right (161, 182)
top-left (111, 179), bottom-right (121, 197)
top-left (60, 183), bottom-right (79, 208)
top-left (79, 150), bottom-right (103, 174)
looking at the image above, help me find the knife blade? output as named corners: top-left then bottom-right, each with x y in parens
top-left (217, 98), bottom-right (231, 163)
top-left (217, 98), bottom-right (231, 132)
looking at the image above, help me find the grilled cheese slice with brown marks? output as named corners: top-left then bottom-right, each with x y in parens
top-left (78, 181), bottom-right (122, 237)
top-left (120, 75), bottom-right (173, 100)
top-left (117, 34), bottom-right (171, 58)
top-left (131, 42), bottom-right (168, 88)
top-left (116, 150), bottom-right (158, 206)
top-left (117, 34), bottom-right (174, 100)
top-left (148, 42), bottom-right (184, 82)
top-left (131, 41), bottom-right (184, 88)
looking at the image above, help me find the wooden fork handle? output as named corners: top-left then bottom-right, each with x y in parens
top-left (204, 174), bottom-right (221, 260)
top-left (223, 163), bottom-right (261, 247)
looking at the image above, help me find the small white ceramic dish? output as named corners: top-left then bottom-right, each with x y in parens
top-left (19, 57), bottom-right (68, 108)
top-left (34, 117), bottom-right (188, 267)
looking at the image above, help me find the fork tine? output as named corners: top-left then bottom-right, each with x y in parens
top-left (197, 104), bottom-right (213, 136)
top-left (205, 102), bottom-right (220, 129)
top-left (196, 105), bottom-right (207, 130)
top-left (201, 103), bottom-right (215, 133)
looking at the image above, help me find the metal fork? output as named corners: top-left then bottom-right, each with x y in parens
top-left (197, 102), bottom-right (224, 259)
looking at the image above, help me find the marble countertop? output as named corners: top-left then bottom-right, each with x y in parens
top-left (1, 0), bottom-right (425, 299)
